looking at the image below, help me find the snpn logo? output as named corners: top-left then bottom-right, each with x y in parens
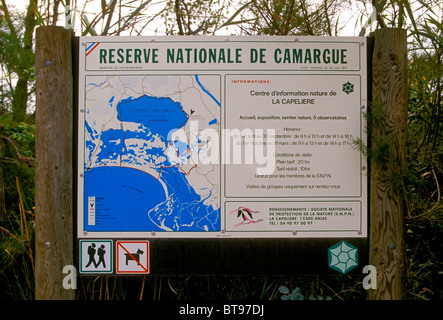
top-left (62, 265), bottom-right (77, 290)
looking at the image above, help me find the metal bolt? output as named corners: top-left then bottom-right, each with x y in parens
top-left (45, 61), bottom-right (52, 67)
top-left (389, 242), bottom-right (396, 250)
top-left (151, 232), bottom-right (156, 236)
top-left (361, 105), bottom-right (366, 110)
top-left (294, 38), bottom-right (299, 42)
top-left (360, 42), bottom-right (365, 46)
top-left (80, 174), bottom-right (84, 178)
top-left (292, 231), bottom-right (297, 236)
top-left (44, 241), bottom-right (51, 249)
top-left (83, 231), bottom-right (88, 236)
top-left (392, 64), bottom-right (399, 72)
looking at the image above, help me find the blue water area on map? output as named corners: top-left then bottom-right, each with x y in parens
top-left (195, 75), bottom-right (220, 107)
top-left (116, 95), bottom-right (188, 140)
top-left (84, 166), bottom-right (166, 231)
top-left (85, 120), bottom-right (98, 140)
top-left (95, 129), bottom-right (125, 162)
top-left (171, 140), bottom-right (189, 157)
top-left (148, 166), bottom-right (220, 232)
top-left (85, 90), bottom-right (220, 232)
top-left (120, 129), bottom-right (167, 168)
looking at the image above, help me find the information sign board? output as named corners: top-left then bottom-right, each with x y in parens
top-left (77, 36), bottom-right (367, 240)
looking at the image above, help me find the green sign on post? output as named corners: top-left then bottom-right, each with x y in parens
top-left (328, 241), bottom-right (359, 274)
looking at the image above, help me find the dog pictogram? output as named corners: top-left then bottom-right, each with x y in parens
top-left (125, 248), bottom-right (144, 265)
top-left (116, 241), bottom-right (150, 274)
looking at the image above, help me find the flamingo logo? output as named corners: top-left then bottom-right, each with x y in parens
top-left (230, 206), bottom-right (263, 227)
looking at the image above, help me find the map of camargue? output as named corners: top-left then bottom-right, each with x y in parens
top-left (83, 75), bottom-right (220, 232)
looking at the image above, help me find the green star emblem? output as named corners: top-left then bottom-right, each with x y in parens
top-left (342, 81), bottom-right (354, 94)
top-left (328, 241), bottom-right (359, 274)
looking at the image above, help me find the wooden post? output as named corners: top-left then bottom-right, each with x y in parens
top-left (369, 28), bottom-right (408, 300)
top-left (35, 26), bottom-right (74, 300)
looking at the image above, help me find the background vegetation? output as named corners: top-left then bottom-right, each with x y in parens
top-left (0, 0), bottom-right (441, 300)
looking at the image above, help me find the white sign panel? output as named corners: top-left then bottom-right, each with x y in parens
top-left (77, 36), bottom-right (367, 239)
top-left (116, 241), bottom-right (150, 274)
top-left (79, 240), bottom-right (113, 274)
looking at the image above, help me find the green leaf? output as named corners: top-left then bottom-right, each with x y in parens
top-left (278, 286), bottom-right (289, 294)
top-left (292, 292), bottom-right (300, 299)
top-left (292, 287), bottom-right (301, 294)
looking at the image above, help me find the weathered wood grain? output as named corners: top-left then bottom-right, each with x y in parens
top-left (35, 26), bottom-right (74, 300)
top-left (369, 28), bottom-right (408, 300)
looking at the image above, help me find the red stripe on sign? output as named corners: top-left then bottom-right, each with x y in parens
top-left (86, 43), bottom-right (100, 56)
top-left (118, 242), bottom-right (149, 273)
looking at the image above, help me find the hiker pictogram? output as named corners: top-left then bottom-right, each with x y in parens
top-left (85, 243), bottom-right (107, 268)
top-left (97, 244), bottom-right (107, 267)
top-left (85, 242), bottom-right (97, 267)
top-left (79, 240), bottom-right (113, 274)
